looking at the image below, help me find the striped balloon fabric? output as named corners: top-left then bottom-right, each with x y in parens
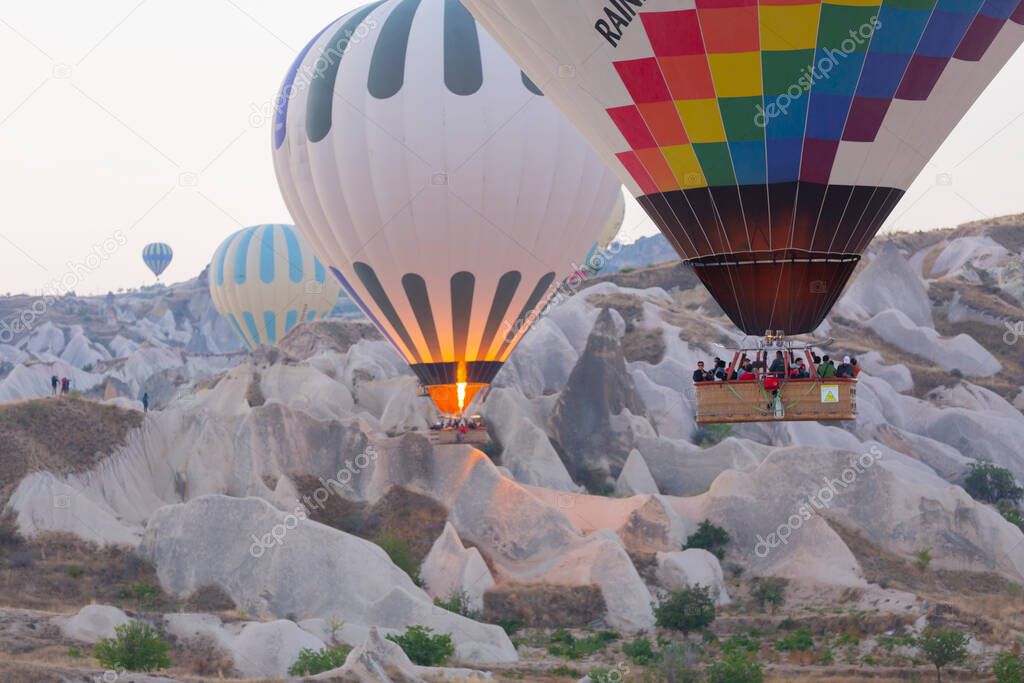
top-left (272, 0), bottom-right (621, 415)
top-left (208, 225), bottom-right (341, 349)
top-left (142, 243), bottom-right (173, 278)
top-left (463, 0), bottom-right (1024, 335)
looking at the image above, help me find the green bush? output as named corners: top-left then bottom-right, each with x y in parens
top-left (692, 423), bottom-right (734, 448)
top-left (495, 618), bottom-right (523, 637)
top-left (657, 643), bottom-right (702, 683)
top-left (774, 628), bottom-right (814, 652)
top-left (119, 582), bottom-right (162, 609)
top-left (750, 577), bottom-right (787, 612)
top-left (721, 635), bottom-right (760, 655)
top-left (622, 636), bottom-right (657, 665)
top-left (93, 622), bottom-right (170, 672)
top-left (964, 462), bottom-right (1023, 505)
top-left (654, 585), bottom-right (716, 634)
top-left (547, 629), bottom-right (620, 660)
top-left (999, 505), bottom-right (1024, 533)
top-left (433, 591), bottom-right (481, 620)
top-left (587, 667), bottom-right (621, 683)
top-left (288, 646), bottom-right (352, 676)
top-left (915, 548), bottom-right (933, 571)
top-left (375, 532), bottom-right (422, 586)
top-left (916, 628), bottom-right (970, 683)
top-left (386, 626), bottom-right (454, 666)
top-left (705, 651), bottom-right (764, 683)
top-left (683, 520), bottom-right (730, 560)
top-left (994, 651), bottom-right (1024, 683)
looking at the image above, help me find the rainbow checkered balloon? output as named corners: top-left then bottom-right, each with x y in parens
top-left (463, 0), bottom-right (1024, 334)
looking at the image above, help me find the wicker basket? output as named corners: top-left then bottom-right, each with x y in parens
top-left (695, 378), bottom-right (856, 424)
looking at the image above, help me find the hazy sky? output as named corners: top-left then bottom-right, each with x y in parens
top-left (1, 1), bottom-right (1022, 295)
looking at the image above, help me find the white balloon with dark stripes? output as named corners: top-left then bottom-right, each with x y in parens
top-left (208, 224), bottom-right (341, 349)
top-left (272, 0), bottom-right (621, 415)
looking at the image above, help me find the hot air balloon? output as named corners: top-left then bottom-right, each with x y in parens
top-left (142, 243), bottom-right (173, 279)
top-left (209, 224), bottom-right (341, 349)
top-left (462, 0), bottom-right (1024, 337)
top-left (582, 191), bottom-right (627, 276)
top-left (273, 0), bottom-right (621, 417)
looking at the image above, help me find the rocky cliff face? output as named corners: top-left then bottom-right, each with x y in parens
top-left (0, 216), bottom-right (1023, 679)
top-left (552, 308), bottom-right (648, 487)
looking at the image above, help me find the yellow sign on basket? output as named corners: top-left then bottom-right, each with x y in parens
top-left (821, 385), bottom-right (840, 404)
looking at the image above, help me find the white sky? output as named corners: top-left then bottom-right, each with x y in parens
top-left (0, 0), bottom-right (1022, 296)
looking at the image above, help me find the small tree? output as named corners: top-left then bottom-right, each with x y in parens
top-left (93, 621), bottom-right (171, 672)
top-left (999, 505), bottom-right (1024, 533)
top-left (994, 651), bottom-right (1024, 683)
top-left (705, 650), bottom-right (764, 683)
top-left (654, 584), bottom-right (716, 634)
top-left (622, 636), bottom-right (657, 665)
top-left (750, 577), bottom-right (787, 613)
top-left (916, 628), bottom-right (969, 683)
top-left (288, 646), bottom-right (351, 676)
top-left (915, 548), bottom-right (933, 571)
top-left (375, 532), bottom-right (422, 586)
top-left (964, 462), bottom-right (1023, 505)
top-left (683, 520), bottom-right (730, 559)
top-left (386, 625), bottom-right (454, 666)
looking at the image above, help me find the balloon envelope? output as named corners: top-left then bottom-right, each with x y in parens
top-left (209, 225), bottom-right (341, 349)
top-left (462, 0), bottom-right (1024, 334)
top-left (582, 191), bottom-right (626, 275)
top-left (142, 243), bottom-right (173, 278)
top-left (273, 0), bottom-right (621, 415)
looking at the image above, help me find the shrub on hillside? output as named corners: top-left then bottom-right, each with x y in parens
top-left (622, 636), bottom-right (657, 665)
top-left (93, 622), bottom-right (170, 672)
top-left (656, 642), bottom-right (702, 683)
top-left (705, 651), bottom-right (764, 683)
top-left (386, 625), bottom-right (454, 666)
top-left (683, 519), bottom-right (730, 559)
top-left (750, 577), bottom-right (787, 612)
top-left (994, 651), bottom-right (1024, 682)
top-left (374, 532), bottom-right (422, 586)
top-left (288, 646), bottom-right (351, 676)
top-left (654, 585), bottom-right (716, 634)
top-left (692, 423), bottom-right (733, 448)
top-left (964, 462), bottom-right (1023, 505)
top-left (434, 590), bottom-right (481, 620)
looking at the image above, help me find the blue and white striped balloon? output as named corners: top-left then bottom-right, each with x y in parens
top-left (209, 225), bottom-right (341, 349)
top-left (142, 243), bottom-right (173, 278)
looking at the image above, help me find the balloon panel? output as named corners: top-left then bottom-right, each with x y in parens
top-left (463, 0), bottom-right (1024, 333)
top-left (273, 0), bottom-right (621, 410)
top-left (581, 191), bottom-right (626, 275)
top-left (208, 225), bottom-right (341, 349)
top-left (142, 243), bottom-right (173, 278)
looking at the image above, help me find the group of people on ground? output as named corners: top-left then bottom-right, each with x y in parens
top-left (49, 375), bottom-right (72, 396)
top-left (430, 416), bottom-right (484, 442)
top-left (693, 352), bottom-right (861, 383)
top-left (49, 373), bottom-right (151, 414)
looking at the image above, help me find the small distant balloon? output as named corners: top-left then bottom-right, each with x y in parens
top-left (142, 243), bottom-right (173, 279)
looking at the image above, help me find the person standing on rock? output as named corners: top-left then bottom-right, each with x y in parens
top-left (50, 375), bottom-right (58, 397)
top-left (60, 377), bottom-right (69, 395)
top-left (142, 392), bottom-right (149, 413)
